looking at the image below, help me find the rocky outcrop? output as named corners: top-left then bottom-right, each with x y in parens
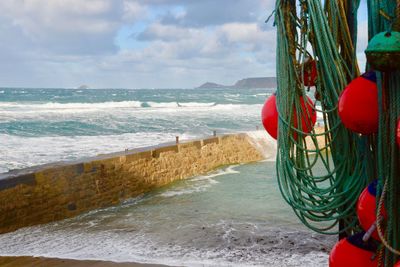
top-left (196, 77), bottom-right (276, 89)
top-left (233, 77), bottom-right (276, 89)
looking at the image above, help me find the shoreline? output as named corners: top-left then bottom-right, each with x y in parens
top-left (0, 256), bottom-right (173, 267)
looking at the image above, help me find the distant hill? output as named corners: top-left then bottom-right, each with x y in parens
top-left (196, 77), bottom-right (276, 89)
top-left (196, 82), bottom-right (227, 89)
top-left (77, 84), bottom-right (89, 89)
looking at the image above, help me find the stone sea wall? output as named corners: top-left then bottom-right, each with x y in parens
top-left (0, 134), bottom-right (264, 234)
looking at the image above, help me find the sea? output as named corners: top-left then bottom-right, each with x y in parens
top-left (0, 87), bottom-right (334, 266)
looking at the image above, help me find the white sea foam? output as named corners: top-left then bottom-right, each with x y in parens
top-left (0, 219), bottom-right (330, 267)
top-left (178, 102), bottom-right (215, 107)
top-left (0, 101), bottom-right (252, 115)
top-left (0, 101), bottom-right (143, 112)
top-left (246, 131), bottom-right (277, 161)
top-left (144, 101), bottom-right (179, 108)
top-left (159, 165), bottom-right (241, 198)
top-left (0, 132), bottom-right (198, 173)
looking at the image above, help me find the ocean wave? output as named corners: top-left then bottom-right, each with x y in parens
top-left (178, 102), bottom-right (216, 107)
top-left (0, 101), bottom-right (219, 111)
top-left (0, 219), bottom-right (332, 267)
top-left (0, 102), bottom-right (262, 121)
top-left (159, 166), bottom-right (240, 198)
top-left (0, 101), bottom-right (143, 110)
top-left (246, 131), bottom-right (277, 161)
top-left (0, 132), bottom-right (198, 173)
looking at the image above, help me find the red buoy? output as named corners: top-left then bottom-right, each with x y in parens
top-left (261, 94), bottom-right (279, 139)
top-left (261, 94), bottom-right (316, 139)
top-left (394, 261), bottom-right (400, 267)
top-left (397, 118), bottom-right (400, 147)
top-left (302, 59), bottom-right (318, 87)
top-left (357, 179), bottom-right (386, 241)
top-left (293, 96), bottom-right (317, 135)
top-left (338, 71), bottom-right (378, 135)
top-left (329, 232), bottom-right (377, 267)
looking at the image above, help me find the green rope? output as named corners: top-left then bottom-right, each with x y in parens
top-left (273, 1), bottom-right (400, 265)
top-left (274, 0), bottom-right (373, 235)
top-left (366, 1), bottom-right (400, 266)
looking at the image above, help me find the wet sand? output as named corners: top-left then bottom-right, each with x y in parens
top-left (0, 256), bottom-right (173, 267)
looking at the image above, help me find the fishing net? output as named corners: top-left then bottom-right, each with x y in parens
top-left (273, 0), bottom-right (400, 265)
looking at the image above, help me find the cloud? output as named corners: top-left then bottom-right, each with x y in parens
top-left (137, 23), bottom-right (195, 42)
top-left (0, 0), bottom-right (146, 55)
top-left (356, 20), bottom-right (369, 72)
top-left (148, 0), bottom-right (274, 28)
top-left (0, 0), bottom-right (277, 88)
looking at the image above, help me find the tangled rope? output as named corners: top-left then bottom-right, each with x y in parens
top-left (273, 0), bottom-right (400, 266)
top-left (274, 0), bottom-right (372, 235)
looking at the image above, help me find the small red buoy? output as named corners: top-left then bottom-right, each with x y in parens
top-left (293, 96), bottom-right (317, 135)
top-left (394, 261), bottom-right (400, 267)
top-left (338, 71), bottom-right (378, 135)
top-left (302, 59), bottom-right (318, 87)
top-left (329, 232), bottom-right (377, 267)
top-left (397, 118), bottom-right (400, 147)
top-left (261, 94), bottom-right (316, 139)
top-left (261, 94), bottom-right (278, 139)
top-left (357, 179), bottom-right (386, 241)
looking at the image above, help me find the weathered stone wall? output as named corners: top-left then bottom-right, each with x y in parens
top-left (0, 134), bottom-right (263, 234)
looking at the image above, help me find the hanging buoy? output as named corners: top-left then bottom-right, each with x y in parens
top-left (394, 261), bottom-right (400, 267)
top-left (261, 94), bottom-right (316, 139)
top-left (302, 59), bottom-right (317, 87)
top-left (329, 232), bottom-right (377, 267)
top-left (357, 179), bottom-right (386, 241)
top-left (261, 94), bottom-right (278, 139)
top-left (293, 96), bottom-right (317, 135)
top-left (397, 118), bottom-right (400, 147)
top-left (365, 31), bottom-right (400, 72)
top-left (338, 71), bottom-right (378, 135)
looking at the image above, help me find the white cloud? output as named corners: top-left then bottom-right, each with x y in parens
top-left (0, 0), bottom-right (146, 55)
top-left (0, 0), bottom-right (277, 88)
top-left (356, 20), bottom-right (369, 72)
top-left (137, 23), bottom-right (196, 42)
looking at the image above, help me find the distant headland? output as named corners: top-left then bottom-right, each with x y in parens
top-left (196, 77), bottom-right (276, 89)
top-left (77, 84), bottom-right (90, 89)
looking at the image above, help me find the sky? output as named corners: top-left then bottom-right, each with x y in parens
top-left (0, 0), bottom-right (368, 89)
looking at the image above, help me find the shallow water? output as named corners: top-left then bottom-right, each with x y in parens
top-left (0, 162), bottom-right (335, 266)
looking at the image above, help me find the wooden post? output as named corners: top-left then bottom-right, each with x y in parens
top-left (175, 136), bottom-right (179, 144)
top-left (213, 130), bottom-right (216, 137)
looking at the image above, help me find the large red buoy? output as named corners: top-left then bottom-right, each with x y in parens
top-left (261, 94), bottom-right (279, 139)
top-left (302, 60), bottom-right (318, 87)
top-left (329, 232), bottom-right (377, 267)
top-left (338, 71), bottom-right (378, 135)
top-left (357, 179), bottom-right (386, 241)
top-left (261, 94), bottom-right (316, 139)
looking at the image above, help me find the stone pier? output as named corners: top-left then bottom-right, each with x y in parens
top-left (0, 133), bottom-right (263, 234)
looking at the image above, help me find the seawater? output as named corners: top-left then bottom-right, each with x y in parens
top-left (0, 87), bottom-right (272, 173)
top-left (0, 87), bottom-right (334, 266)
top-left (0, 162), bottom-right (334, 266)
